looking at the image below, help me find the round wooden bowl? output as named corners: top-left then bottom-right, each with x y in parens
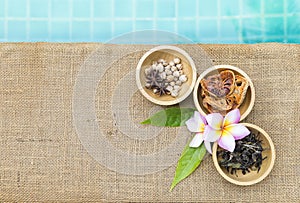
top-left (193, 65), bottom-right (255, 121)
top-left (136, 45), bottom-right (197, 106)
top-left (212, 123), bottom-right (276, 186)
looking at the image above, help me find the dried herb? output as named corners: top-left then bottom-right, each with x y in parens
top-left (217, 131), bottom-right (267, 176)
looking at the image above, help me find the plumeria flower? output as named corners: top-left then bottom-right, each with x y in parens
top-left (203, 109), bottom-right (250, 152)
top-left (185, 111), bottom-right (213, 154)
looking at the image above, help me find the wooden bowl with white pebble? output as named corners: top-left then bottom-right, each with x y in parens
top-left (136, 45), bottom-right (197, 106)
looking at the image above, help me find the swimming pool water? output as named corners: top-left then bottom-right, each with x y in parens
top-left (0, 0), bottom-right (299, 43)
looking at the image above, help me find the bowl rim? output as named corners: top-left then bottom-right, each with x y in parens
top-left (136, 45), bottom-right (197, 106)
top-left (212, 123), bottom-right (276, 186)
top-left (193, 64), bottom-right (255, 121)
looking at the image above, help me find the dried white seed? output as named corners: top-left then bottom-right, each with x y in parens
top-left (174, 58), bottom-right (181, 64)
top-left (166, 75), bottom-right (174, 82)
top-left (145, 83), bottom-right (151, 88)
top-left (152, 64), bottom-right (157, 70)
top-left (169, 61), bottom-right (175, 66)
top-left (160, 72), bottom-right (167, 79)
top-left (157, 63), bottom-right (164, 72)
top-left (166, 70), bottom-right (173, 75)
top-left (178, 70), bottom-right (184, 75)
top-left (176, 80), bottom-right (182, 85)
top-left (165, 65), bottom-right (171, 70)
top-left (165, 82), bottom-right (169, 86)
top-left (166, 85), bottom-right (173, 92)
top-left (173, 77), bottom-right (178, 81)
top-left (153, 88), bottom-right (158, 94)
top-left (163, 62), bottom-right (168, 66)
top-left (173, 85), bottom-right (180, 90)
top-left (170, 81), bottom-right (175, 86)
top-left (171, 90), bottom-right (179, 97)
top-left (145, 67), bottom-right (151, 75)
top-left (171, 66), bottom-right (177, 72)
top-left (173, 71), bottom-right (180, 77)
top-left (179, 75), bottom-right (187, 82)
top-left (176, 64), bottom-right (182, 69)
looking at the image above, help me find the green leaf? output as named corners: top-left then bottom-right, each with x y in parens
top-left (170, 143), bottom-right (207, 191)
top-left (141, 107), bottom-right (195, 127)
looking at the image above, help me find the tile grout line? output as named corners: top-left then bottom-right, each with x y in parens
top-left (48, 0), bottom-right (52, 40)
top-left (174, 0), bottom-right (178, 34)
top-left (69, 0), bottom-right (73, 41)
top-left (4, 0), bottom-right (8, 41)
top-left (132, 0), bottom-right (136, 31)
top-left (90, 0), bottom-right (94, 40)
top-left (283, 0), bottom-right (287, 42)
top-left (153, 0), bottom-right (157, 29)
top-left (111, 0), bottom-right (115, 38)
top-left (217, 0), bottom-right (221, 42)
top-left (261, 0), bottom-right (265, 42)
top-left (26, 0), bottom-right (30, 41)
top-left (196, 0), bottom-right (199, 40)
top-left (238, 0), bottom-right (243, 43)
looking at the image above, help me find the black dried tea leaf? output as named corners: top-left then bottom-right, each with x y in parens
top-left (217, 131), bottom-right (267, 176)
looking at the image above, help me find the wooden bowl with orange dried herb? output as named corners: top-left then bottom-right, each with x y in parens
top-left (193, 65), bottom-right (255, 121)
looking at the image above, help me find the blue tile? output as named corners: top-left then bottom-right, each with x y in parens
top-left (114, 0), bottom-right (133, 18)
top-left (262, 37), bottom-right (285, 43)
top-left (51, 0), bottom-right (70, 18)
top-left (265, 17), bottom-right (284, 35)
top-left (7, 21), bottom-right (27, 41)
top-left (156, 20), bottom-right (175, 32)
top-left (93, 21), bottom-right (112, 41)
top-left (0, 20), bottom-right (4, 39)
top-left (30, 0), bottom-right (48, 18)
top-left (286, 37), bottom-right (300, 43)
top-left (73, 0), bottom-right (91, 18)
top-left (199, 0), bottom-right (218, 16)
top-left (287, 0), bottom-right (300, 13)
top-left (242, 0), bottom-right (261, 15)
top-left (177, 19), bottom-right (197, 40)
top-left (220, 19), bottom-right (239, 38)
top-left (0, 0), bottom-right (5, 17)
top-left (135, 20), bottom-right (154, 30)
top-left (242, 37), bottom-right (264, 43)
top-left (242, 18), bottom-right (262, 36)
top-left (220, 0), bottom-right (240, 16)
top-left (72, 21), bottom-right (90, 40)
top-left (156, 0), bottom-right (175, 18)
top-left (287, 16), bottom-right (300, 36)
top-left (264, 0), bottom-right (283, 14)
top-left (178, 0), bottom-right (196, 17)
top-left (198, 19), bottom-right (218, 38)
top-left (114, 21), bottom-right (133, 36)
top-left (136, 0), bottom-right (154, 18)
top-left (51, 21), bottom-right (70, 40)
top-left (7, 0), bottom-right (27, 17)
top-left (94, 0), bottom-right (112, 18)
top-left (29, 21), bottom-right (49, 40)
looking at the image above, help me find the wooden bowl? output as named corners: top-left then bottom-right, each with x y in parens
top-left (212, 123), bottom-right (276, 186)
top-left (136, 45), bottom-right (197, 106)
top-left (193, 65), bottom-right (255, 121)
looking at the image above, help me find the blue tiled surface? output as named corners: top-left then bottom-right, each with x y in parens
top-left (0, 0), bottom-right (299, 43)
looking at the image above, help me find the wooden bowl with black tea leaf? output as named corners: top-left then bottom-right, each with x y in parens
top-left (212, 123), bottom-right (276, 186)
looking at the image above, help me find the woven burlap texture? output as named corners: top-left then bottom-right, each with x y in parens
top-left (0, 43), bottom-right (299, 202)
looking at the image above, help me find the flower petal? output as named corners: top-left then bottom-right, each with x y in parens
top-left (204, 141), bottom-right (212, 154)
top-left (189, 133), bottom-right (204, 148)
top-left (185, 112), bottom-right (206, 133)
top-left (205, 113), bottom-right (223, 130)
top-left (223, 109), bottom-right (241, 126)
top-left (203, 125), bottom-right (222, 142)
top-left (224, 124), bottom-right (250, 140)
top-left (218, 130), bottom-right (236, 152)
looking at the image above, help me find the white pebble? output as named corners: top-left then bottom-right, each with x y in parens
top-left (166, 75), bottom-right (174, 82)
top-left (171, 66), bottom-right (177, 72)
top-left (174, 58), bottom-right (181, 64)
top-left (173, 71), bottom-right (180, 77)
top-left (169, 61), bottom-right (175, 66)
top-left (160, 72), bottom-right (167, 79)
top-left (173, 85), bottom-right (180, 90)
top-left (166, 70), bottom-right (173, 75)
top-left (170, 81), bottom-right (175, 86)
top-left (171, 90), bottom-right (179, 97)
top-left (176, 80), bottom-right (182, 86)
top-left (179, 75), bottom-right (187, 82)
top-left (176, 64), bottom-right (182, 69)
top-left (166, 86), bottom-right (173, 92)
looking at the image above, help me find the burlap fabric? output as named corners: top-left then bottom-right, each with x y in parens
top-left (0, 43), bottom-right (299, 202)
